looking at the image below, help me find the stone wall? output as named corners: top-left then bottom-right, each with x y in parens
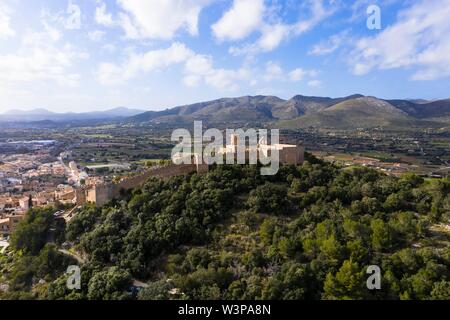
top-left (83, 164), bottom-right (203, 207)
top-left (112, 164), bottom-right (199, 198)
top-left (75, 188), bottom-right (86, 206)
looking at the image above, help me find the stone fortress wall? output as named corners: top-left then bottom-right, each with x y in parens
top-left (81, 163), bottom-right (207, 207)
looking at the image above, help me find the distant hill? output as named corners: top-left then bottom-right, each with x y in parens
top-left (4, 95), bottom-right (450, 129)
top-left (0, 107), bottom-right (144, 123)
top-left (386, 99), bottom-right (450, 119)
top-left (129, 96), bottom-right (285, 125)
top-left (127, 94), bottom-right (450, 129)
top-left (280, 97), bottom-right (415, 129)
top-left (272, 94), bottom-right (365, 120)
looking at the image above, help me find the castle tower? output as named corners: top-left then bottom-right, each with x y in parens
top-left (75, 188), bottom-right (86, 206)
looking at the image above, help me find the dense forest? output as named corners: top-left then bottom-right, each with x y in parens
top-left (1, 154), bottom-right (449, 300)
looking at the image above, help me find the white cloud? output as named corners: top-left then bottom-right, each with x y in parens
top-left (41, 1), bottom-right (82, 31)
top-left (24, 22), bottom-right (61, 43)
top-left (228, 0), bottom-right (337, 56)
top-left (116, 0), bottom-right (210, 40)
top-left (262, 62), bottom-right (319, 83)
top-left (284, 0), bottom-right (337, 41)
top-left (189, 66), bottom-right (250, 91)
top-left (0, 26), bottom-right (87, 86)
top-left (0, 8), bottom-right (87, 87)
top-left (308, 79), bottom-right (322, 88)
top-left (309, 30), bottom-right (349, 56)
top-left (0, 4), bottom-right (15, 37)
top-left (350, 0), bottom-right (450, 81)
top-left (182, 54), bottom-right (250, 90)
top-left (96, 42), bottom-right (192, 85)
top-left (263, 61), bottom-right (283, 81)
top-left (184, 54), bottom-right (214, 76)
top-left (88, 30), bottom-right (106, 42)
top-left (117, 12), bottom-right (140, 39)
top-left (257, 23), bottom-right (290, 52)
top-left (95, 2), bottom-right (114, 27)
top-left (258, 61), bottom-right (319, 86)
top-left (289, 68), bottom-right (307, 81)
top-left (212, 0), bottom-right (264, 41)
top-left (96, 42), bottom-right (250, 91)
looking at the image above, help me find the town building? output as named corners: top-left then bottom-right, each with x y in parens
top-left (0, 214), bottom-right (25, 237)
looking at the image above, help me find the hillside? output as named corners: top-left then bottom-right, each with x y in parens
top-left (279, 97), bottom-right (417, 129)
top-left (128, 94), bottom-right (450, 129)
top-left (2, 159), bottom-right (449, 300)
top-left (3, 95), bottom-right (450, 129)
top-left (388, 99), bottom-right (450, 119)
top-left (129, 96), bottom-right (285, 125)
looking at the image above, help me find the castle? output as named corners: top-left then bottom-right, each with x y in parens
top-left (77, 134), bottom-right (304, 207)
top-left (218, 133), bottom-right (305, 165)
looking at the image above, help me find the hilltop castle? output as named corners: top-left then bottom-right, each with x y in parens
top-left (76, 134), bottom-right (304, 207)
top-left (219, 133), bottom-right (305, 165)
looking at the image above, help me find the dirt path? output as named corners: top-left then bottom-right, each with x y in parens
top-left (58, 249), bottom-right (86, 264)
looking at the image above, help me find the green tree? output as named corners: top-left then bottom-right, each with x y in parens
top-left (371, 219), bottom-right (392, 252)
top-left (430, 281), bottom-right (450, 300)
top-left (87, 267), bottom-right (132, 300)
top-left (247, 182), bottom-right (290, 215)
top-left (11, 208), bottom-right (54, 255)
top-left (323, 260), bottom-right (365, 300)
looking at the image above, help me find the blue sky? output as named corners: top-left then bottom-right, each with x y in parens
top-left (0, 0), bottom-right (450, 113)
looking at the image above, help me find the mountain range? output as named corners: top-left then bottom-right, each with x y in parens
top-left (128, 95), bottom-right (450, 129)
top-left (0, 107), bottom-right (144, 123)
top-left (2, 95), bottom-right (450, 129)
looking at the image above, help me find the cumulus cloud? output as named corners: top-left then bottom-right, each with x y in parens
top-left (262, 61), bottom-right (319, 83)
top-left (0, 24), bottom-right (87, 86)
top-left (0, 3), bottom-right (15, 37)
top-left (263, 61), bottom-right (283, 81)
top-left (225, 0), bottom-right (337, 56)
top-left (96, 42), bottom-right (192, 85)
top-left (96, 42), bottom-right (249, 90)
top-left (212, 0), bottom-right (264, 41)
top-left (350, 0), bottom-right (450, 81)
top-left (256, 23), bottom-right (290, 52)
top-left (116, 0), bottom-right (210, 40)
top-left (184, 56), bottom-right (250, 91)
top-left (289, 68), bottom-right (307, 81)
top-left (0, 3), bottom-right (88, 87)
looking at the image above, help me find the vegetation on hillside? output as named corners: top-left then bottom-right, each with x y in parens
top-left (1, 155), bottom-right (449, 300)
